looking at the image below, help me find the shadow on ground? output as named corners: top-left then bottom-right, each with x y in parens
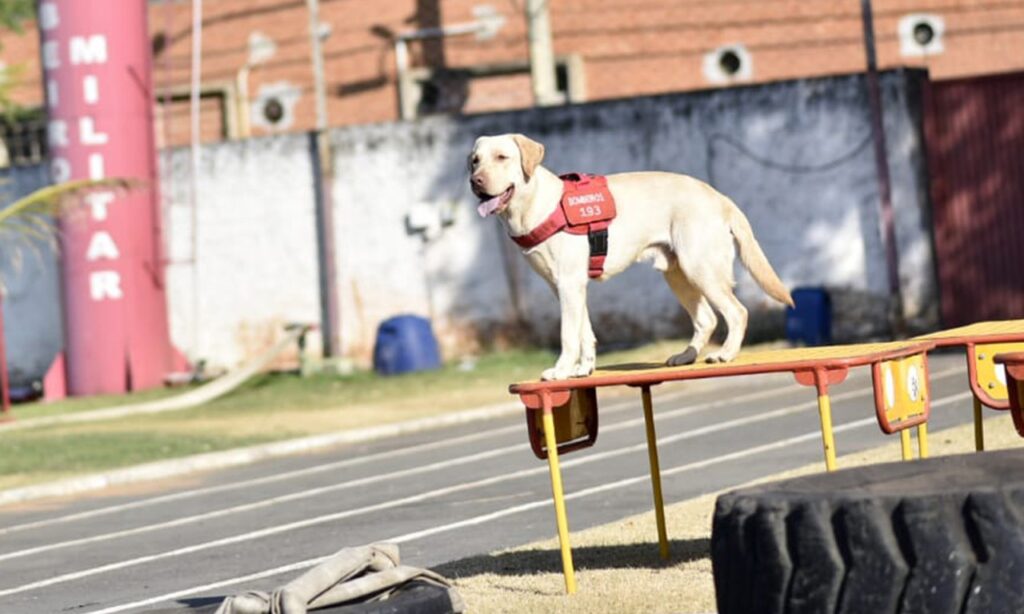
top-left (435, 537), bottom-right (710, 579)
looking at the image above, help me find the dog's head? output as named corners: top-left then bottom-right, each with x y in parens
top-left (468, 133), bottom-right (545, 217)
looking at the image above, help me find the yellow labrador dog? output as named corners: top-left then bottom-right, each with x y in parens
top-left (470, 133), bottom-right (793, 381)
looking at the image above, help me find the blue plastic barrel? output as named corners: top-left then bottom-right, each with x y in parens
top-left (373, 315), bottom-right (442, 375)
top-left (785, 287), bottom-right (832, 346)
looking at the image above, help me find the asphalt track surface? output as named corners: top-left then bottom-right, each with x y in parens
top-left (0, 351), bottom-right (983, 613)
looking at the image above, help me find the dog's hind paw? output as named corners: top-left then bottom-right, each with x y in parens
top-left (666, 346), bottom-right (699, 367)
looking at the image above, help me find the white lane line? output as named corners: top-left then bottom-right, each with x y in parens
top-left (3, 362), bottom-right (930, 537)
top-left (0, 423), bottom-right (524, 536)
top-left (0, 377), bottom-right (868, 562)
top-left (0, 376), bottom-right (809, 536)
top-left (0, 385), bottom-right (972, 600)
top-left (86, 399), bottom-right (919, 614)
top-left (0, 445), bottom-right (524, 563)
top-left (0, 389), bottom-right (682, 534)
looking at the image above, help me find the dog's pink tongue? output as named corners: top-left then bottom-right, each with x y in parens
top-left (477, 195), bottom-right (503, 217)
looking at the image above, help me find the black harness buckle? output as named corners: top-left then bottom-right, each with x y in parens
top-left (588, 228), bottom-right (608, 257)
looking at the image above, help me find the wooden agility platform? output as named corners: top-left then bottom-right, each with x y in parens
top-left (510, 340), bottom-right (937, 594)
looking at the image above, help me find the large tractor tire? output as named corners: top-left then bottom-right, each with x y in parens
top-left (711, 448), bottom-right (1024, 614)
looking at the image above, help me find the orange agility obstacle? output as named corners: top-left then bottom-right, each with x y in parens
top-left (915, 319), bottom-right (1024, 450)
top-left (510, 340), bottom-right (936, 594)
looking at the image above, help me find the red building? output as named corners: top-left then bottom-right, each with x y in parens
top-left (2, 0), bottom-right (1022, 150)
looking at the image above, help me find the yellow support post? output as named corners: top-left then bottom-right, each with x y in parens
top-left (640, 385), bottom-right (670, 561)
top-left (816, 392), bottom-right (838, 471)
top-left (542, 400), bottom-right (577, 594)
top-left (973, 396), bottom-right (985, 451)
top-left (916, 422), bottom-right (929, 458)
top-left (900, 428), bottom-right (913, 461)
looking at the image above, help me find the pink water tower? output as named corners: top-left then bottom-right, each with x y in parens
top-left (37, 0), bottom-right (172, 395)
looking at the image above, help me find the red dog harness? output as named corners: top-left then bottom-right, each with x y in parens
top-left (510, 173), bottom-right (617, 279)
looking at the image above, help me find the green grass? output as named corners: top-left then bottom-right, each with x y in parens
top-left (0, 430), bottom-right (278, 486)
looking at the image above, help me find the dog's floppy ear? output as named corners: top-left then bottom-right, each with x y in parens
top-left (467, 138), bottom-right (482, 172)
top-left (512, 134), bottom-right (544, 182)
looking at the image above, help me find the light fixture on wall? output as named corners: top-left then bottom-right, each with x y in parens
top-left (251, 82), bottom-right (302, 130)
top-left (898, 14), bottom-right (945, 57)
top-left (262, 98), bottom-right (285, 124)
top-left (703, 44), bottom-right (752, 84)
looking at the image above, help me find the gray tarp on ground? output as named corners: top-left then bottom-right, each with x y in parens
top-left (215, 543), bottom-right (464, 614)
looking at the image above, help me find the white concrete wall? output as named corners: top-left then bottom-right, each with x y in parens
top-left (329, 69), bottom-right (937, 359)
top-left (6, 69), bottom-right (937, 377)
top-left (160, 134), bottom-right (322, 369)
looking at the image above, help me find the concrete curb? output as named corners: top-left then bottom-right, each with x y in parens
top-left (0, 400), bottom-right (523, 508)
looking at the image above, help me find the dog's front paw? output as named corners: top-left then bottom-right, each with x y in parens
top-left (570, 363), bottom-right (594, 378)
top-left (541, 366), bottom-right (571, 381)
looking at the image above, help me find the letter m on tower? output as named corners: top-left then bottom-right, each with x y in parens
top-left (70, 35), bottom-right (107, 65)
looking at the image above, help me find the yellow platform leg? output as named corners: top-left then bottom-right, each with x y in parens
top-left (816, 393), bottom-right (837, 471)
top-left (973, 396), bottom-right (985, 451)
top-left (917, 422), bottom-right (929, 458)
top-left (640, 386), bottom-right (670, 560)
top-left (542, 402), bottom-right (577, 594)
top-left (900, 429), bottom-right (913, 461)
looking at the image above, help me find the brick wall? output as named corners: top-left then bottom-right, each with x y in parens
top-left (2, 1), bottom-right (1022, 146)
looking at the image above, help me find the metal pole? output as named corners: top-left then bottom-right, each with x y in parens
top-left (189, 0), bottom-right (203, 361)
top-left (525, 0), bottom-right (559, 106)
top-left (859, 0), bottom-right (905, 335)
top-left (640, 386), bottom-right (670, 560)
top-left (307, 0), bottom-right (341, 357)
top-left (541, 392), bottom-right (577, 594)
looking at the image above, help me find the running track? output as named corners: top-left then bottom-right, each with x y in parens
top-left (0, 352), bottom-right (982, 612)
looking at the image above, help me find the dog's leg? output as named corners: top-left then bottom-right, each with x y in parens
top-left (576, 303), bottom-right (597, 376)
top-left (542, 278), bottom-right (589, 381)
top-left (671, 219), bottom-right (747, 363)
top-left (663, 265), bottom-right (717, 366)
top-left (698, 279), bottom-right (748, 363)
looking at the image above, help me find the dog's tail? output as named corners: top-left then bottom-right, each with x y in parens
top-left (728, 205), bottom-right (795, 308)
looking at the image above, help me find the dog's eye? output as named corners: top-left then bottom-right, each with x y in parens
top-left (496, 154), bottom-right (509, 161)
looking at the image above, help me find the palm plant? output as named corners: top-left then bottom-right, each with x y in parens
top-left (0, 177), bottom-right (136, 415)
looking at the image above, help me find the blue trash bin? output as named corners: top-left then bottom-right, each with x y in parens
top-left (373, 315), bottom-right (442, 375)
top-left (785, 287), bottom-right (832, 346)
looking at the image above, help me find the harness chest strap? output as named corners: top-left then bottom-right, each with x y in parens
top-left (510, 173), bottom-right (617, 279)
